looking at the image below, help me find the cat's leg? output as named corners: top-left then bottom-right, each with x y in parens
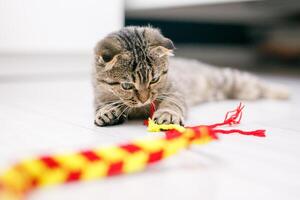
top-left (219, 68), bottom-right (290, 100)
top-left (94, 101), bottom-right (128, 127)
top-left (153, 92), bottom-right (187, 125)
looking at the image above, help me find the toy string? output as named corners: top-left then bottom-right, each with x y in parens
top-left (0, 103), bottom-right (265, 200)
top-left (147, 102), bottom-right (265, 137)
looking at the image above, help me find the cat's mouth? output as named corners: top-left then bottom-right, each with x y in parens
top-left (124, 98), bottom-right (153, 108)
top-left (123, 94), bottom-right (157, 108)
top-left (137, 99), bottom-right (152, 107)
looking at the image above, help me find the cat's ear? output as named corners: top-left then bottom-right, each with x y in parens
top-left (150, 46), bottom-right (174, 58)
top-left (150, 37), bottom-right (175, 58)
top-left (94, 37), bottom-right (121, 71)
top-left (160, 38), bottom-right (175, 51)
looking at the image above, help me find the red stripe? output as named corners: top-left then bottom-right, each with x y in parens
top-left (165, 130), bottom-right (182, 140)
top-left (148, 150), bottom-right (163, 163)
top-left (208, 128), bottom-right (218, 139)
top-left (30, 178), bottom-right (38, 188)
top-left (66, 171), bottom-right (82, 182)
top-left (40, 156), bottom-right (60, 169)
top-left (120, 144), bottom-right (141, 153)
top-left (80, 150), bottom-right (101, 162)
top-left (107, 161), bottom-right (123, 176)
top-left (23, 178), bottom-right (39, 192)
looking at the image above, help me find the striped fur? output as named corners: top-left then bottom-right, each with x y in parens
top-left (92, 26), bottom-right (289, 127)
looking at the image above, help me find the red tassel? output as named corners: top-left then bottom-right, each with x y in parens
top-left (144, 102), bottom-right (156, 126)
top-left (149, 102), bottom-right (156, 118)
top-left (145, 102), bottom-right (266, 138)
top-left (213, 129), bottom-right (266, 137)
top-left (143, 120), bottom-right (149, 126)
top-left (208, 102), bottom-right (244, 128)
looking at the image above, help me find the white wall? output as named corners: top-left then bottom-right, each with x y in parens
top-left (0, 0), bottom-right (124, 54)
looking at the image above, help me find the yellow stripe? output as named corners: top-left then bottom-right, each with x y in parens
top-left (0, 168), bottom-right (28, 192)
top-left (134, 138), bottom-right (166, 153)
top-left (182, 128), bottom-right (196, 140)
top-left (163, 137), bottom-right (188, 158)
top-left (19, 158), bottom-right (46, 178)
top-left (96, 146), bottom-right (129, 162)
top-left (38, 169), bottom-right (68, 186)
top-left (81, 161), bottom-right (108, 180)
top-left (147, 119), bottom-right (186, 132)
top-left (123, 151), bottom-right (148, 173)
top-left (55, 154), bottom-right (88, 171)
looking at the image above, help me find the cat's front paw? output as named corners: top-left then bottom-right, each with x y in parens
top-left (94, 106), bottom-right (127, 127)
top-left (153, 109), bottom-right (184, 126)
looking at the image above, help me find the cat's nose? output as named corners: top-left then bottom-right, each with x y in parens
top-left (137, 91), bottom-right (150, 104)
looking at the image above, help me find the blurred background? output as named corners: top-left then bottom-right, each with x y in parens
top-left (126, 0), bottom-right (300, 74)
top-left (1, 0), bottom-right (300, 74)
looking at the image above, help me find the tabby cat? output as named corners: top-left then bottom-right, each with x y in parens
top-left (92, 26), bottom-right (288, 126)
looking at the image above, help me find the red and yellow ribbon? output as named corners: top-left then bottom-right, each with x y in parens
top-left (0, 103), bottom-right (265, 200)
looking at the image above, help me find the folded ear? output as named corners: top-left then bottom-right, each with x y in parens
top-left (94, 37), bottom-right (121, 71)
top-left (148, 29), bottom-right (175, 58)
top-left (150, 46), bottom-right (174, 58)
top-left (150, 38), bottom-right (175, 58)
top-left (160, 38), bottom-right (175, 50)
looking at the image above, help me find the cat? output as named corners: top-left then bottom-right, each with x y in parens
top-left (92, 26), bottom-right (289, 127)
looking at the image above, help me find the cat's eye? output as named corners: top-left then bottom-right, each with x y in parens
top-left (121, 82), bottom-right (135, 90)
top-left (150, 76), bottom-right (160, 84)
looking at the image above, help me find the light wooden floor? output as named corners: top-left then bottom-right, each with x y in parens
top-left (0, 55), bottom-right (299, 200)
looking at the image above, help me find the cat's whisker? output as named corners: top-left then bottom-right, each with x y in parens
top-left (158, 93), bottom-right (181, 98)
top-left (103, 100), bottom-right (122, 109)
top-left (156, 96), bottom-right (179, 105)
top-left (158, 94), bottom-right (184, 102)
top-left (117, 106), bottom-right (129, 120)
top-left (98, 101), bottom-right (123, 114)
top-left (156, 96), bottom-right (182, 111)
top-left (105, 104), bottom-right (124, 114)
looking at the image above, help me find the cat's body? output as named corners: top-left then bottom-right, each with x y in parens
top-left (167, 57), bottom-right (288, 104)
top-left (93, 26), bottom-right (288, 126)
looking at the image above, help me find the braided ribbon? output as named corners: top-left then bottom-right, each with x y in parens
top-left (0, 103), bottom-right (265, 200)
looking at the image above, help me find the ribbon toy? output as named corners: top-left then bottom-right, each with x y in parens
top-left (0, 103), bottom-right (265, 200)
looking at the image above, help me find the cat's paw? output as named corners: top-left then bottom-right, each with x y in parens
top-left (94, 106), bottom-right (127, 127)
top-left (153, 109), bottom-right (184, 126)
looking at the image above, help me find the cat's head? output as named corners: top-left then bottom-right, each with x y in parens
top-left (94, 26), bottom-right (175, 107)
